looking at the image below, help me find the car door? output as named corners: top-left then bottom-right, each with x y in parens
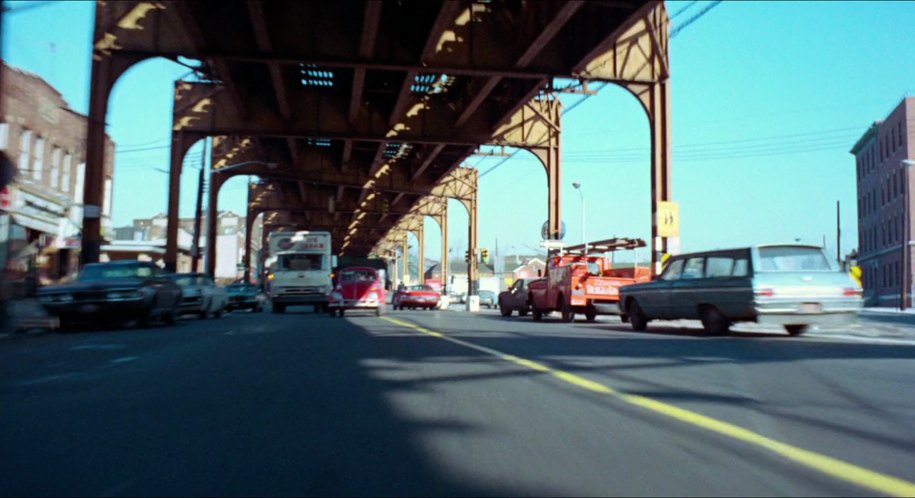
top-left (509, 280), bottom-right (526, 308)
top-left (670, 256), bottom-right (706, 318)
top-left (702, 252), bottom-right (754, 320)
top-left (636, 258), bottom-right (683, 318)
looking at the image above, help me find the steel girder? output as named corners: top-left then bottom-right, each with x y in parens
top-left (86, 0), bottom-right (672, 275)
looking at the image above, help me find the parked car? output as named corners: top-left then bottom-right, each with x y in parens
top-left (478, 290), bottom-right (497, 309)
top-left (225, 283), bottom-right (267, 312)
top-left (393, 284), bottom-right (441, 310)
top-left (37, 261), bottom-right (182, 328)
top-left (166, 273), bottom-right (228, 319)
top-left (327, 266), bottom-right (386, 317)
top-left (498, 278), bottom-right (541, 316)
top-left (618, 244), bottom-right (864, 336)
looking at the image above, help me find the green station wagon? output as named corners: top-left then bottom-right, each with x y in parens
top-left (618, 244), bottom-right (863, 336)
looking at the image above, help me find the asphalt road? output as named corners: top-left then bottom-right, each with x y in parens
top-left (2, 306), bottom-right (914, 496)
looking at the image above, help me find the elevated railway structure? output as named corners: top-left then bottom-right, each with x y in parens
top-left (83, 0), bottom-right (673, 284)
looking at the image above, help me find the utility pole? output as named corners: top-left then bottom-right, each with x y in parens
top-left (836, 200), bottom-right (841, 267)
top-left (191, 141), bottom-right (206, 272)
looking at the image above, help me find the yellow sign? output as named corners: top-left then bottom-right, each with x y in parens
top-left (850, 265), bottom-right (862, 287)
top-left (658, 201), bottom-right (680, 237)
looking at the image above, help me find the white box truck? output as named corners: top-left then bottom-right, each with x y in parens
top-left (265, 231), bottom-right (333, 313)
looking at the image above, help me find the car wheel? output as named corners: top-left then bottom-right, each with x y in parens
top-left (559, 296), bottom-right (574, 323)
top-left (532, 307), bottom-right (542, 321)
top-left (500, 304), bottom-right (512, 317)
top-left (338, 308), bottom-right (345, 317)
top-left (272, 304), bottom-right (285, 314)
top-left (375, 307), bottom-right (382, 317)
top-left (785, 325), bottom-right (808, 336)
top-left (628, 300), bottom-right (648, 331)
top-left (213, 309), bottom-right (223, 319)
top-left (700, 306), bottom-right (730, 336)
top-left (519, 307), bottom-right (529, 317)
top-left (585, 306), bottom-right (597, 322)
top-left (163, 303), bottom-right (178, 325)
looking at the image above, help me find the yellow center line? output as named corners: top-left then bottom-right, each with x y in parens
top-left (379, 316), bottom-right (915, 497)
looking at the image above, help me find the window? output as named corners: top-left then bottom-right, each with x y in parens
top-left (660, 259), bottom-right (684, 281)
top-left (705, 257), bottom-right (735, 278)
top-left (758, 246), bottom-right (831, 272)
top-left (18, 129), bottom-right (31, 174)
top-left (732, 258), bottom-right (749, 277)
top-left (33, 136), bottom-right (44, 181)
top-left (899, 122), bottom-right (904, 147)
top-left (50, 147), bottom-right (61, 189)
top-left (0, 123), bottom-right (8, 150)
top-left (681, 257), bottom-right (705, 279)
top-left (61, 153), bottom-right (71, 192)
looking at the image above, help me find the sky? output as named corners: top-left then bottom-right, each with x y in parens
top-left (3, 0), bottom-right (915, 266)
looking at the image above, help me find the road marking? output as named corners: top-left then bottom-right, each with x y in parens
top-left (71, 344), bottom-right (127, 351)
top-left (380, 316), bottom-right (915, 497)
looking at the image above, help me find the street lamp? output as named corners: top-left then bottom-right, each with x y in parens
top-left (901, 159), bottom-right (914, 311)
top-left (572, 182), bottom-right (586, 253)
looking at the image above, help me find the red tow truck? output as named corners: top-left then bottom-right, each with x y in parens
top-left (528, 238), bottom-right (651, 322)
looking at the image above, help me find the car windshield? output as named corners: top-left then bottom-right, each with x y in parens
top-left (340, 270), bottom-right (377, 282)
top-left (79, 264), bottom-right (153, 281)
top-left (408, 285), bottom-right (434, 291)
top-left (758, 246), bottom-right (832, 272)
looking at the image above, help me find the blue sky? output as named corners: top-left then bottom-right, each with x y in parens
top-left (4, 1), bottom-right (915, 264)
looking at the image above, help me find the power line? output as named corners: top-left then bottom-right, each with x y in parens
top-left (670, 1), bottom-right (700, 20)
top-left (671, 1), bottom-right (722, 38)
top-left (2, 1), bottom-right (56, 15)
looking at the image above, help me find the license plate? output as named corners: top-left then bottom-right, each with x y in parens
top-left (798, 303), bottom-right (822, 314)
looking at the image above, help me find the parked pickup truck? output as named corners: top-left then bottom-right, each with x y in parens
top-left (528, 238), bottom-right (650, 322)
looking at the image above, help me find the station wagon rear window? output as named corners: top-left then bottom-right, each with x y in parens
top-left (758, 246), bottom-right (831, 272)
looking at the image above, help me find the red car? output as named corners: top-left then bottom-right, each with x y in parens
top-left (393, 284), bottom-right (441, 310)
top-left (327, 267), bottom-right (386, 317)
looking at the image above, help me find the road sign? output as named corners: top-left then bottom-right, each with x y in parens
top-left (540, 220), bottom-right (566, 240)
top-left (539, 239), bottom-right (566, 249)
top-left (658, 201), bottom-right (680, 237)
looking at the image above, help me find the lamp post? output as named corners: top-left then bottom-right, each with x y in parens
top-left (572, 182), bottom-right (586, 253)
top-left (901, 159), bottom-right (914, 311)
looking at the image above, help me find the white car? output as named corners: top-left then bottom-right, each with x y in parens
top-left (167, 273), bottom-right (229, 319)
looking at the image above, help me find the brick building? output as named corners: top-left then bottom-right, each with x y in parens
top-left (850, 96), bottom-right (914, 307)
top-left (0, 61), bottom-right (116, 284)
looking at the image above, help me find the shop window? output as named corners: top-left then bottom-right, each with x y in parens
top-left (33, 136), bottom-right (44, 181)
top-left (62, 154), bottom-right (72, 193)
top-left (0, 123), bottom-right (8, 150)
top-left (50, 147), bottom-right (61, 189)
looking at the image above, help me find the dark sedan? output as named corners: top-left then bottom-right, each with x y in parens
top-left (37, 261), bottom-right (182, 328)
top-left (498, 278), bottom-right (540, 317)
top-left (225, 283), bottom-right (266, 312)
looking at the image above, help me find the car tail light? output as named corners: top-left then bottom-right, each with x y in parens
top-left (267, 273), bottom-right (275, 280)
top-left (843, 287), bottom-right (863, 297)
top-left (754, 288), bottom-right (775, 297)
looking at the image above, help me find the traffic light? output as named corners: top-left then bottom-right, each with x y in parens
top-left (481, 248), bottom-right (490, 263)
top-left (464, 250), bottom-right (470, 263)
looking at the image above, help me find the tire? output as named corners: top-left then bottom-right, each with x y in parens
top-left (375, 307), bottom-right (382, 317)
top-left (338, 308), bottom-right (345, 317)
top-left (519, 308), bottom-right (529, 317)
top-left (559, 296), bottom-right (574, 323)
top-left (499, 304), bottom-right (512, 317)
top-left (628, 300), bottom-right (648, 332)
top-left (163, 304), bottom-right (178, 325)
top-left (700, 306), bottom-right (730, 336)
top-left (785, 325), bottom-right (808, 336)
top-left (585, 306), bottom-right (597, 322)
top-left (532, 307), bottom-right (542, 321)
top-left (272, 303), bottom-right (285, 314)
top-left (198, 309), bottom-right (208, 319)
top-left (213, 309), bottom-right (223, 319)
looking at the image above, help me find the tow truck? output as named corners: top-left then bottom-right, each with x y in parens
top-left (528, 237), bottom-right (650, 322)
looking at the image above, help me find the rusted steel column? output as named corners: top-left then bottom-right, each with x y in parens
top-left (527, 99), bottom-right (563, 243)
top-left (81, 57), bottom-right (111, 266)
top-left (401, 234), bottom-right (409, 285)
top-left (165, 133), bottom-right (196, 272)
top-left (648, 80), bottom-right (672, 276)
top-left (205, 172), bottom-right (226, 278)
top-left (417, 226), bottom-right (425, 284)
top-left (243, 208), bottom-right (259, 283)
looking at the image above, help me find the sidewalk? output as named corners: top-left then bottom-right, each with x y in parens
top-left (0, 298), bottom-right (59, 337)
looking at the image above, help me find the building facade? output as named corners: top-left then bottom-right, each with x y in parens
top-left (850, 96), bottom-right (914, 307)
top-left (0, 61), bottom-right (116, 286)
